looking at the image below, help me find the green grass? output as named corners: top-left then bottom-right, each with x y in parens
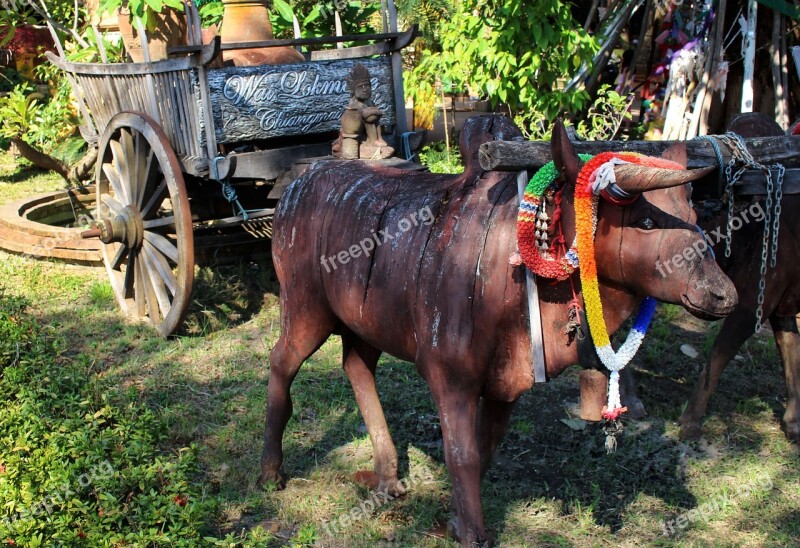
top-left (1, 153), bottom-right (798, 546)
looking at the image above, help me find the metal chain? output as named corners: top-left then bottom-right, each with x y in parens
top-left (770, 164), bottom-right (785, 268)
top-left (695, 132), bottom-right (785, 334)
top-left (756, 165), bottom-right (774, 332)
top-left (716, 133), bottom-right (754, 258)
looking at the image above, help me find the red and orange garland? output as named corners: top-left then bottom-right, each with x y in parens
top-left (517, 155), bottom-right (592, 280)
top-left (573, 152), bottom-right (683, 420)
top-left (518, 151), bottom-right (685, 422)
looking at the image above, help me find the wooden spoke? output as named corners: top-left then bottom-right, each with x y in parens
top-left (123, 251), bottom-right (136, 300)
top-left (96, 112), bottom-right (194, 337)
top-left (109, 139), bottom-right (132, 204)
top-left (143, 241), bottom-right (177, 296)
top-left (140, 247), bottom-right (172, 319)
top-left (141, 179), bottom-right (167, 218)
top-left (143, 230), bottom-right (179, 263)
top-left (119, 128), bottom-right (136, 199)
top-left (102, 162), bottom-right (125, 204)
top-left (110, 243), bottom-right (128, 270)
top-left (139, 147), bottom-right (157, 210)
top-left (101, 194), bottom-right (124, 215)
top-left (133, 254), bottom-right (147, 318)
top-left (142, 215), bottom-right (175, 229)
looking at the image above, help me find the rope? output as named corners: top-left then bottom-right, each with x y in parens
top-left (211, 157), bottom-right (249, 221)
top-left (693, 133), bottom-right (785, 332)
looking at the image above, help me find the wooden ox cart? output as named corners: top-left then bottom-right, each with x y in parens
top-left (45, 1), bottom-right (416, 336)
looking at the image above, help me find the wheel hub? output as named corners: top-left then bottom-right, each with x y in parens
top-left (83, 205), bottom-right (144, 249)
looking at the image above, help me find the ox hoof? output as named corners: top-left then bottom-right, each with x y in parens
top-left (678, 422), bottom-right (703, 441)
top-left (784, 423), bottom-right (800, 444)
top-left (257, 469), bottom-right (287, 491)
top-left (447, 516), bottom-right (490, 548)
top-left (353, 470), bottom-right (407, 497)
top-left (624, 398), bottom-right (647, 420)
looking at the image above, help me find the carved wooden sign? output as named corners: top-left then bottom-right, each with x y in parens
top-left (207, 57), bottom-right (395, 144)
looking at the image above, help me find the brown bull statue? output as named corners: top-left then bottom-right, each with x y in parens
top-left (259, 115), bottom-right (737, 546)
top-left (676, 113), bottom-right (800, 442)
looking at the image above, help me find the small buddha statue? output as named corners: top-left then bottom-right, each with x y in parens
top-left (332, 63), bottom-right (394, 159)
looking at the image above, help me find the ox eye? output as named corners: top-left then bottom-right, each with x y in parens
top-left (639, 217), bottom-right (656, 230)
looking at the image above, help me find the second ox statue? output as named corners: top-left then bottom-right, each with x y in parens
top-left (677, 113), bottom-right (800, 442)
top-left (259, 115), bottom-right (737, 545)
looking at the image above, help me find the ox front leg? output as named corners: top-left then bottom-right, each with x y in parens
top-left (430, 380), bottom-right (488, 547)
top-left (341, 332), bottom-right (405, 496)
top-left (679, 308), bottom-right (756, 440)
top-left (770, 316), bottom-right (800, 442)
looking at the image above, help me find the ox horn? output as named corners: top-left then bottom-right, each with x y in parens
top-left (612, 164), bottom-right (715, 193)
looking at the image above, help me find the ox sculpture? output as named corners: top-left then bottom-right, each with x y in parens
top-left (676, 113), bottom-right (800, 442)
top-left (259, 115), bottom-right (737, 546)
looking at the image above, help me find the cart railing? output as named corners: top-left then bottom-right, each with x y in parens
top-left (45, 42), bottom-right (219, 172)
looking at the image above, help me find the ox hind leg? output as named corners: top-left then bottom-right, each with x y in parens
top-left (341, 330), bottom-right (405, 496)
top-left (679, 308), bottom-right (756, 440)
top-left (477, 398), bottom-right (516, 478)
top-left (770, 316), bottom-right (800, 442)
top-left (259, 304), bottom-right (337, 489)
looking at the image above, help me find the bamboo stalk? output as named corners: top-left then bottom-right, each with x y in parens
top-left (621, 0), bottom-right (654, 93)
top-left (741, 0), bottom-right (757, 113)
top-left (685, 5), bottom-right (722, 139)
top-left (773, 11), bottom-right (789, 129)
top-left (584, 0), bottom-right (601, 30)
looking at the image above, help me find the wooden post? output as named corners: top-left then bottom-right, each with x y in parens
top-left (579, 369), bottom-right (608, 421)
top-left (440, 80), bottom-right (450, 161)
top-left (334, 10), bottom-right (343, 49)
top-left (741, 0), bottom-right (757, 113)
top-left (387, 0), bottom-right (407, 136)
top-left (773, 11), bottom-right (789, 129)
top-left (292, 14), bottom-right (302, 53)
top-left (699, 0), bottom-right (727, 135)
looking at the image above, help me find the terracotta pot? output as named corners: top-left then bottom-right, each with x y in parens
top-left (118, 8), bottom-right (187, 63)
top-left (220, 0), bottom-right (304, 66)
top-left (220, 0), bottom-right (273, 43)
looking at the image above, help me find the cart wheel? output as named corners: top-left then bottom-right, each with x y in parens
top-left (92, 112), bottom-right (194, 337)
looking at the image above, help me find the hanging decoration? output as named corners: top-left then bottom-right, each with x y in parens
top-left (518, 152), bottom-right (685, 431)
top-left (517, 155), bottom-right (592, 280)
top-left (573, 152), bottom-right (683, 424)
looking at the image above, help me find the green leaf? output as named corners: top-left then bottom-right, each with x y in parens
top-left (144, 0), bottom-right (162, 14)
top-left (273, 0), bottom-right (294, 23)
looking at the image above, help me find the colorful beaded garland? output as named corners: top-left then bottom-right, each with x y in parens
top-left (573, 152), bottom-right (684, 419)
top-left (517, 155), bottom-right (592, 280)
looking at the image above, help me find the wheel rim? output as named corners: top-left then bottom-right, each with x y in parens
top-left (96, 112), bottom-right (194, 337)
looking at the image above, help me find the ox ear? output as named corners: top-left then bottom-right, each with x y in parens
top-left (551, 118), bottom-right (582, 186)
top-left (613, 164), bottom-right (715, 193)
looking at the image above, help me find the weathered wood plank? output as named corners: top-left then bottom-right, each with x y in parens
top-left (208, 57), bottom-right (395, 143)
top-left (478, 135), bottom-right (800, 171)
top-left (169, 26), bottom-right (417, 57)
top-left (736, 168), bottom-right (800, 195)
top-left (225, 143), bottom-right (334, 180)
